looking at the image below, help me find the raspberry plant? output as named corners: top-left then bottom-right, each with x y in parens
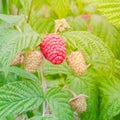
top-left (0, 0), bottom-right (120, 120)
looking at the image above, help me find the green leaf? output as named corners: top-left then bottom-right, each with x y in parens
top-left (90, 14), bottom-right (120, 59)
top-left (44, 61), bottom-right (71, 75)
top-left (115, 60), bottom-right (120, 79)
top-left (97, 2), bottom-right (120, 27)
top-left (30, 17), bottom-right (54, 34)
top-left (0, 14), bottom-right (25, 25)
top-left (0, 80), bottom-right (43, 117)
top-left (32, 0), bottom-right (48, 10)
top-left (0, 25), bottom-right (41, 66)
top-left (113, 113), bottom-right (120, 120)
top-left (46, 88), bottom-right (74, 120)
top-left (66, 74), bottom-right (98, 120)
top-left (69, 0), bottom-right (80, 16)
top-left (0, 114), bottom-right (15, 120)
top-left (19, 0), bottom-right (31, 15)
top-left (11, 0), bottom-right (22, 9)
top-left (81, 0), bottom-right (120, 4)
top-left (61, 31), bottom-right (115, 73)
top-left (99, 77), bottom-right (120, 120)
top-left (1, 0), bottom-right (8, 14)
top-left (47, 0), bottom-right (70, 18)
top-left (66, 16), bottom-right (88, 31)
top-left (0, 66), bottom-right (39, 82)
top-left (30, 115), bottom-right (58, 120)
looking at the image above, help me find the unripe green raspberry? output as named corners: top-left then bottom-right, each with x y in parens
top-left (66, 51), bottom-right (87, 75)
top-left (24, 50), bottom-right (43, 73)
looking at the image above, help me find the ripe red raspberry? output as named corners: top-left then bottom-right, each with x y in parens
top-left (40, 34), bottom-right (66, 64)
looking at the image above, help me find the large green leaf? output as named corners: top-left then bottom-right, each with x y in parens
top-left (11, 0), bottom-right (22, 9)
top-left (46, 88), bottom-right (74, 120)
top-left (0, 80), bottom-right (43, 117)
top-left (0, 25), bottom-right (41, 66)
top-left (43, 31), bottom-right (116, 77)
top-left (113, 113), bottom-right (120, 120)
top-left (66, 74), bottom-right (98, 120)
top-left (0, 114), bottom-right (15, 120)
top-left (115, 60), bottom-right (120, 79)
top-left (61, 31), bottom-right (115, 73)
top-left (47, 0), bottom-right (70, 18)
top-left (30, 17), bottom-right (54, 34)
top-left (44, 61), bottom-right (71, 75)
top-left (66, 16), bottom-right (88, 31)
top-left (30, 115), bottom-right (58, 120)
top-left (0, 66), bottom-right (39, 82)
top-left (90, 14), bottom-right (120, 59)
top-left (99, 77), bottom-right (120, 120)
top-left (97, 2), bottom-right (120, 27)
top-left (0, 14), bottom-right (25, 25)
top-left (32, 0), bottom-right (48, 10)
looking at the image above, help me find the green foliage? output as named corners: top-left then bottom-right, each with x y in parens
top-left (97, 2), bottom-right (120, 27)
top-left (0, 0), bottom-right (120, 120)
top-left (44, 61), bottom-right (70, 75)
top-left (61, 31), bottom-right (115, 73)
top-left (0, 80), bottom-right (43, 118)
top-left (46, 88), bottom-right (74, 120)
top-left (0, 66), bottom-right (39, 82)
top-left (99, 77), bottom-right (120, 120)
top-left (0, 14), bottom-right (25, 25)
top-left (1, 114), bottom-right (16, 120)
top-left (30, 115), bottom-right (58, 120)
top-left (115, 60), bottom-right (120, 79)
top-left (47, 0), bottom-right (70, 18)
top-left (66, 74), bottom-right (98, 120)
top-left (0, 25), bottom-right (41, 66)
top-left (90, 14), bottom-right (120, 59)
top-left (30, 17), bottom-right (54, 34)
top-left (66, 16), bottom-right (88, 31)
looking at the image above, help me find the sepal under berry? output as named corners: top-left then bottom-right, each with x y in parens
top-left (55, 18), bottom-right (70, 33)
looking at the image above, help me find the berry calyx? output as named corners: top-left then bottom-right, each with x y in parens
top-left (40, 34), bottom-right (66, 64)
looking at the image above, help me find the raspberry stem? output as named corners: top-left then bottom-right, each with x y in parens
top-left (41, 60), bottom-right (47, 92)
top-left (63, 86), bottom-right (77, 97)
top-left (27, 0), bottom-right (34, 23)
top-left (41, 60), bottom-right (47, 116)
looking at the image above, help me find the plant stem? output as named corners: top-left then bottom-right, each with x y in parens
top-left (63, 86), bottom-right (77, 97)
top-left (41, 60), bottom-right (47, 116)
top-left (27, 0), bottom-right (34, 23)
top-left (2, 0), bottom-right (8, 14)
top-left (41, 60), bottom-right (47, 93)
top-left (8, 0), bottom-right (13, 14)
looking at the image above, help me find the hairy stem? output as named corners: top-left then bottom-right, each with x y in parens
top-left (63, 86), bottom-right (77, 97)
top-left (41, 60), bottom-right (47, 116)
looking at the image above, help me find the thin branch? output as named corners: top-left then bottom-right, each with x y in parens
top-left (41, 60), bottom-right (47, 116)
top-left (27, 0), bottom-right (34, 23)
top-left (63, 86), bottom-right (77, 97)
